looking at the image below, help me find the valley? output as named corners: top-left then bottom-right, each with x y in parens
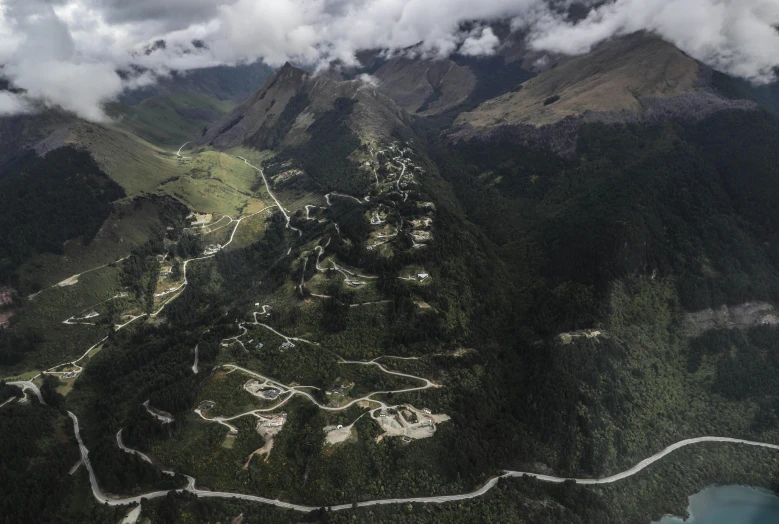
top-left (4, 28), bottom-right (779, 524)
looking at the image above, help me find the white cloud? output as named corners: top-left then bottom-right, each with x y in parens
top-left (0, 91), bottom-right (30, 115)
top-left (10, 61), bottom-right (123, 122)
top-left (460, 27), bottom-right (500, 56)
top-left (1, 0), bottom-right (779, 122)
top-left (528, 0), bottom-right (779, 83)
top-left (357, 73), bottom-right (380, 86)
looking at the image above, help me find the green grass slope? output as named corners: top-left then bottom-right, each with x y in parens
top-left (108, 93), bottom-right (235, 148)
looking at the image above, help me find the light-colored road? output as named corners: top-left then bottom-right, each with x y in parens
top-left (143, 400), bottom-right (174, 424)
top-left (70, 408), bottom-right (779, 512)
top-left (211, 357), bottom-right (435, 422)
top-left (253, 322), bottom-right (318, 346)
top-left (325, 192), bottom-right (363, 206)
top-left (116, 428), bottom-right (177, 476)
top-left (236, 156), bottom-right (301, 237)
top-left (7, 381), bottom-right (45, 403)
top-left (176, 142), bottom-right (192, 159)
top-left (24, 140), bottom-right (779, 514)
top-left (155, 207), bottom-right (272, 299)
top-left (116, 429), bottom-right (154, 465)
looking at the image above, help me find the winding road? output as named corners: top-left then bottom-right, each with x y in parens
top-left (69, 407), bottom-right (779, 512)
top-left (16, 140), bottom-right (779, 516)
top-left (7, 381), bottom-right (44, 403)
top-left (236, 156), bottom-right (301, 237)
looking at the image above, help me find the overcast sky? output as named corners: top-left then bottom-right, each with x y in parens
top-left (1, 0), bottom-right (778, 121)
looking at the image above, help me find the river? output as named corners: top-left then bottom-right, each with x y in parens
top-left (654, 485), bottom-right (779, 524)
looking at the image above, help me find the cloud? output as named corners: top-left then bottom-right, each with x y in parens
top-left (460, 27), bottom-right (500, 56)
top-left (1, 0), bottom-right (779, 122)
top-left (357, 73), bottom-right (380, 86)
top-left (11, 61), bottom-right (123, 122)
top-left (0, 91), bottom-right (30, 115)
top-left (527, 0), bottom-right (779, 83)
top-left (0, 0), bottom-right (133, 121)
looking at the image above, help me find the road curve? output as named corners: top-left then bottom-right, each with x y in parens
top-left (69, 408), bottom-right (779, 512)
top-left (235, 156), bottom-right (301, 236)
top-left (7, 381), bottom-right (45, 404)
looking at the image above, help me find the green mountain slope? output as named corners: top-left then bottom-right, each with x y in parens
top-left (5, 35), bottom-right (779, 524)
top-left (108, 93), bottom-right (236, 148)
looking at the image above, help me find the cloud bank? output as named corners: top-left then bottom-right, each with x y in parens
top-left (0, 0), bottom-right (778, 121)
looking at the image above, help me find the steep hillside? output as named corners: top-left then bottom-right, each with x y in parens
top-left (201, 63), bottom-right (412, 151)
top-left (370, 57), bottom-right (478, 116)
top-left (107, 93), bottom-right (235, 148)
top-left (0, 111), bottom-right (73, 179)
top-left (120, 61), bottom-right (274, 105)
top-left (452, 33), bottom-right (757, 138)
top-left (0, 148), bottom-right (125, 285)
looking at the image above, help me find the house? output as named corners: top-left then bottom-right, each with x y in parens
top-left (227, 429), bottom-right (238, 437)
top-left (280, 341), bottom-right (294, 349)
top-left (418, 273), bottom-right (429, 281)
top-left (423, 408), bottom-right (432, 414)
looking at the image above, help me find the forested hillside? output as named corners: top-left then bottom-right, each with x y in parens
top-left (0, 148), bottom-right (125, 285)
top-left (4, 31), bottom-right (779, 523)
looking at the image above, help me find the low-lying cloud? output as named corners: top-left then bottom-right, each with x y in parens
top-left (0, 0), bottom-right (778, 122)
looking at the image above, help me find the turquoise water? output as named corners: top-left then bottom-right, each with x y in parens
top-left (654, 485), bottom-right (779, 524)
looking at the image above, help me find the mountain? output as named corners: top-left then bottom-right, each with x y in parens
top-left (445, 32), bottom-right (759, 154)
top-left (201, 62), bottom-right (412, 151)
top-left (5, 26), bottom-right (779, 524)
top-left (119, 61), bottom-right (274, 105)
top-left (331, 29), bottom-right (537, 123)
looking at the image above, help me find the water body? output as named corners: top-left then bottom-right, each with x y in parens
top-left (654, 485), bottom-right (779, 524)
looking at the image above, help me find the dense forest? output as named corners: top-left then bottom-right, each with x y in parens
top-left (0, 147), bottom-right (125, 286)
top-left (286, 98), bottom-right (368, 195)
top-left (0, 395), bottom-right (124, 523)
top-left (7, 89), bottom-right (779, 523)
top-left (435, 110), bottom-right (779, 333)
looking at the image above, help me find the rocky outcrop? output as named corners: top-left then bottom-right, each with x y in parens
top-left (684, 302), bottom-right (779, 338)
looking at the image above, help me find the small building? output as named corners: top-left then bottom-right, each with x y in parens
top-left (418, 273), bottom-right (429, 281)
top-left (336, 424), bottom-right (344, 430)
top-left (227, 429), bottom-right (238, 437)
top-left (423, 408), bottom-right (432, 415)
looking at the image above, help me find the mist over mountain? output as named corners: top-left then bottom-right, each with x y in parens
top-left (0, 0), bottom-right (777, 122)
top-left (4, 3), bottom-right (779, 524)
